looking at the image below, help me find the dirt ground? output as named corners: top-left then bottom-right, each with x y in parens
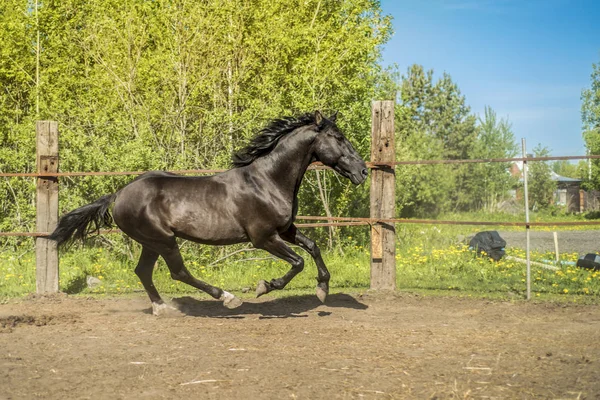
top-left (1, 292), bottom-right (599, 399)
top-left (498, 229), bottom-right (600, 255)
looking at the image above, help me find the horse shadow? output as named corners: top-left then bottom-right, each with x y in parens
top-left (166, 293), bottom-right (368, 319)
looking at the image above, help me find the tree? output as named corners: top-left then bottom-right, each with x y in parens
top-left (0, 0), bottom-right (38, 235)
top-left (0, 0), bottom-right (393, 248)
top-left (528, 144), bottom-right (556, 210)
top-left (395, 64), bottom-right (477, 216)
top-left (398, 65), bottom-right (477, 160)
top-left (581, 57), bottom-right (600, 190)
top-left (552, 160), bottom-right (581, 179)
top-left (466, 106), bottom-right (518, 211)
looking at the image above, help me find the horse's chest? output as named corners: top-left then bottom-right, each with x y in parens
top-left (261, 199), bottom-right (296, 231)
top-left (278, 200), bottom-right (298, 231)
top-left (270, 204), bottom-right (295, 227)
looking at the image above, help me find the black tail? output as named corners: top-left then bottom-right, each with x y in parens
top-left (47, 194), bottom-right (117, 247)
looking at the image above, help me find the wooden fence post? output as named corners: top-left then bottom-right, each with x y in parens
top-left (370, 101), bottom-right (396, 290)
top-left (36, 121), bottom-right (59, 293)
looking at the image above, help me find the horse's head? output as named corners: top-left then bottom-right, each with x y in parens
top-left (312, 111), bottom-right (368, 185)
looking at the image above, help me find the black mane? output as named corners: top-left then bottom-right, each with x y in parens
top-left (232, 113), bottom-right (318, 168)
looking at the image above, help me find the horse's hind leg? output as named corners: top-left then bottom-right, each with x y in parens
top-left (160, 243), bottom-right (243, 309)
top-left (255, 234), bottom-right (305, 297)
top-left (134, 247), bottom-right (174, 316)
top-left (281, 225), bottom-right (330, 303)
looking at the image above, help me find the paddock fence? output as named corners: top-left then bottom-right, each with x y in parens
top-left (2, 101), bottom-right (600, 297)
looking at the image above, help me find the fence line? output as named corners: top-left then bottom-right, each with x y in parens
top-left (386, 154), bottom-right (600, 166)
top-left (2, 111), bottom-right (600, 296)
top-left (4, 216), bottom-right (600, 238)
top-left (0, 164), bottom-right (329, 178)
top-left (296, 216), bottom-right (600, 227)
top-left (2, 155), bottom-right (600, 178)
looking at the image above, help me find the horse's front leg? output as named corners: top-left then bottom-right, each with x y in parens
top-left (255, 234), bottom-right (305, 297)
top-left (281, 224), bottom-right (330, 303)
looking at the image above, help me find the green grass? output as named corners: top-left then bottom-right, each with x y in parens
top-left (396, 242), bottom-right (600, 297)
top-left (0, 243), bottom-right (372, 298)
top-left (1, 221), bottom-right (599, 302)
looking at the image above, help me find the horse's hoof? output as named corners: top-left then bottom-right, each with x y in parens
top-left (221, 291), bottom-right (243, 309)
top-left (316, 285), bottom-right (328, 303)
top-left (255, 280), bottom-right (270, 297)
top-left (152, 302), bottom-right (181, 317)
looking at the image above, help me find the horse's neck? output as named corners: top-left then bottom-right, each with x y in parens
top-left (253, 127), bottom-right (317, 196)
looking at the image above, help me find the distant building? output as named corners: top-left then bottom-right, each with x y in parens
top-left (509, 163), bottom-right (595, 212)
top-left (551, 171), bottom-right (581, 212)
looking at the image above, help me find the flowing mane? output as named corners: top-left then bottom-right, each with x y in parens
top-left (232, 113), bottom-right (318, 167)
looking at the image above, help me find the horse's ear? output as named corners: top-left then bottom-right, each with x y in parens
top-left (314, 110), bottom-right (324, 128)
top-left (330, 111), bottom-right (338, 123)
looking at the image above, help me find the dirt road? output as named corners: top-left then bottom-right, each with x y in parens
top-left (499, 230), bottom-right (600, 255)
top-left (1, 292), bottom-right (599, 399)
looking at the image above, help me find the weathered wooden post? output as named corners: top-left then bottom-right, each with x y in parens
top-left (370, 101), bottom-right (396, 290)
top-left (36, 121), bottom-right (59, 293)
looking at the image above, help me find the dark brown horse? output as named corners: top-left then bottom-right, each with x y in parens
top-left (48, 111), bottom-right (368, 315)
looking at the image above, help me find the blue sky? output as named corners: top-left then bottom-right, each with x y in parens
top-left (379, 0), bottom-right (600, 156)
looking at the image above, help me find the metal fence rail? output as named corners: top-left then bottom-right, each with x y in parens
top-left (3, 216), bottom-right (600, 238)
top-left (2, 155), bottom-right (600, 178)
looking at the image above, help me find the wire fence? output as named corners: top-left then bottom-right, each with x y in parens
top-left (2, 154), bottom-right (600, 238)
top-left (2, 155), bottom-right (600, 178)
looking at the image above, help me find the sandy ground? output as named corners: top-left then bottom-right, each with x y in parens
top-left (1, 292), bottom-right (599, 399)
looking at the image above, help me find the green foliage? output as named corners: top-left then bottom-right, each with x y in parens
top-left (396, 65), bottom-right (462, 216)
top-left (0, 0), bottom-right (38, 236)
top-left (395, 65), bottom-right (517, 216)
top-left (0, 0), bottom-right (393, 246)
top-left (581, 58), bottom-right (600, 190)
top-left (552, 160), bottom-right (583, 179)
top-left (528, 144), bottom-right (556, 210)
top-left (465, 106), bottom-right (519, 211)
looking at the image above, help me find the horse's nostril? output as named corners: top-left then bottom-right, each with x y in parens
top-left (361, 168), bottom-right (368, 177)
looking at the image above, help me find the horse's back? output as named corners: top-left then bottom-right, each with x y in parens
top-left (112, 171), bottom-right (249, 245)
top-left (131, 170), bottom-right (181, 181)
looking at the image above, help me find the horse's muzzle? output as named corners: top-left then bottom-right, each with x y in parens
top-left (349, 168), bottom-right (368, 185)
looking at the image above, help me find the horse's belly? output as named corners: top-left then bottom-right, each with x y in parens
top-left (172, 214), bottom-right (249, 245)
